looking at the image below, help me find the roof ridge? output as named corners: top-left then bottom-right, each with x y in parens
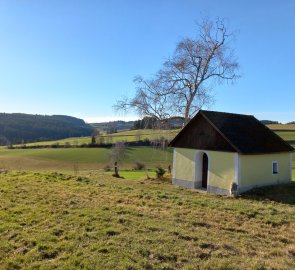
top-left (200, 110), bottom-right (254, 118)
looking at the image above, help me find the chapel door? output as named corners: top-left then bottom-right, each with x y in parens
top-left (202, 153), bottom-right (208, 188)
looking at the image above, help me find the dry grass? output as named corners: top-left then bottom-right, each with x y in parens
top-left (267, 124), bottom-right (295, 131)
top-left (0, 171), bottom-right (295, 269)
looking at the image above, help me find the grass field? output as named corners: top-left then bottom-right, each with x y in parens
top-left (0, 147), bottom-right (173, 171)
top-left (0, 146), bottom-right (294, 172)
top-left (0, 129), bottom-right (294, 269)
top-left (276, 131), bottom-right (295, 141)
top-left (15, 129), bottom-right (180, 147)
top-left (268, 124), bottom-right (295, 130)
top-left (0, 171), bottom-right (295, 269)
top-left (106, 170), bottom-right (157, 179)
top-left (7, 126), bottom-right (295, 149)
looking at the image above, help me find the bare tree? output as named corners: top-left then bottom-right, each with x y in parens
top-left (109, 142), bottom-right (126, 163)
top-left (109, 142), bottom-right (127, 177)
top-left (114, 17), bottom-right (239, 124)
top-left (115, 75), bottom-right (172, 122)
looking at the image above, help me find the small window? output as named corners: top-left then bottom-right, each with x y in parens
top-left (272, 161), bottom-right (278, 174)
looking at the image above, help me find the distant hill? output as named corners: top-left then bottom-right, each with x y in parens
top-left (168, 117), bottom-right (185, 128)
top-left (0, 113), bottom-right (94, 145)
top-left (90, 120), bottom-right (136, 132)
top-left (91, 117), bottom-right (185, 132)
top-left (261, 120), bottom-right (280, 125)
top-left (69, 116), bottom-right (295, 139)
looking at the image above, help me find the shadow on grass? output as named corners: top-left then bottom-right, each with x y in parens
top-left (242, 182), bottom-right (295, 205)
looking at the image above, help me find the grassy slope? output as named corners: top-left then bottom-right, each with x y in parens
top-left (267, 124), bottom-right (295, 130)
top-left (6, 127), bottom-right (295, 149)
top-left (0, 171), bottom-right (295, 269)
top-left (16, 129), bottom-right (180, 147)
top-left (276, 131), bottom-right (295, 141)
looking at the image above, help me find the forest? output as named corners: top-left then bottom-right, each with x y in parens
top-left (0, 113), bottom-right (94, 145)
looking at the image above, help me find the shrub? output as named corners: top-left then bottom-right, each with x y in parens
top-left (51, 143), bottom-right (59, 148)
top-left (91, 135), bottom-right (96, 144)
top-left (133, 162), bottom-right (145, 170)
top-left (155, 166), bottom-right (166, 178)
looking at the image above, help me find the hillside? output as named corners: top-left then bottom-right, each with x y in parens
top-left (9, 125), bottom-right (295, 149)
top-left (90, 117), bottom-right (185, 132)
top-left (91, 120), bottom-right (135, 132)
top-left (267, 124), bottom-right (295, 131)
top-left (0, 113), bottom-right (94, 145)
top-left (7, 129), bottom-right (179, 148)
top-left (1, 113), bottom-right (294, 148)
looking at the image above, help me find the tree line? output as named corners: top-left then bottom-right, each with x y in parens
top-left (132, 116), bottom-right (185, 129)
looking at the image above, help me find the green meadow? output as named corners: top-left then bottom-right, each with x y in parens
top-left (0, 171), bottom-right (295, 269)
top-left (0, 147), bottom-right (173, 171)
top-left (0, 129), bottom-right (294, 269)
top-left (15, 129), bottom-right (180, 147)
top-left (6, 127), bottom-right (295, 151)
top-left (275, 131), bottom-right (295, 141)
top-left (267, 125), bottom-right (295, 145)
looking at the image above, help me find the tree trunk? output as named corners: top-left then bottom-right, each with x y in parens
top-left (184, 97), bottom-right (194, 125)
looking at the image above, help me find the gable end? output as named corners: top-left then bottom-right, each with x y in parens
top-left (170, 113), bottom-right (237, 152)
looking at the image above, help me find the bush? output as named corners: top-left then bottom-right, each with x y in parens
top-left (51, 143), bottom-right (59, 148)
top-left (133, 162), bottom-right (145, 170)
top-left (155, 166), bottom-right (166, 178)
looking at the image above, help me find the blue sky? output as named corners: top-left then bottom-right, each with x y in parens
top-left (0, 0), bottom-right (294, 123)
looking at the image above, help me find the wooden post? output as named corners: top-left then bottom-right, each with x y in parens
top-left (168, 164), bottom-right (171, 174)
top-left (113, 161), bottom-right (120, 177)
